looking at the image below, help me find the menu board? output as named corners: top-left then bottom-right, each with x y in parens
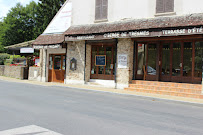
top-left (118, 54), bottom-right (128, 68)
top-left (95, 55), bottom-right (106, 66)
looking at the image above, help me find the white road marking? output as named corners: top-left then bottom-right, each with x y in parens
top-left (0, 125), bottom-right (63, 135)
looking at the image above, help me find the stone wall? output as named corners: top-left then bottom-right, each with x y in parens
top-left (4, 66), bottom-right (26, 80)
top-left (28, 67), bottom-right (40, 81)
top-left (37, 39), bottom-right (134, 89)
top-left (0, 65), bottom-right (5, 76)
top-left (66, 41), bottom-right (85, 84)
top-left (116, 38), bottom-right (134, 89)
top-left (85, 44), bottom-right (91, 83)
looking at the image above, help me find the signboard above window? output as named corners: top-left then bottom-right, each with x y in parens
top-left (66, 27), bottom-right (203, 41)
top-left (20, 48), bottom-right (34, 53)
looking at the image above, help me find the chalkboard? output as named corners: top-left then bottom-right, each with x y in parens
top-left (95, 55), bottom-right (106, 66)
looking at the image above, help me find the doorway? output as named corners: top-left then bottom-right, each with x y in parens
top-left (135, 43), bottom-right (159, 81)
top-left (90, 45), bottom-right (115, 80)
top-left (48, 54), bottom-right (66, 83)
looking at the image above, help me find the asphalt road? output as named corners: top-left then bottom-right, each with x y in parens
top-left (0, 80), bottom-right (203, 135)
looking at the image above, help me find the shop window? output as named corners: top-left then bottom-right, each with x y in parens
top-left (95, 0), bottom-right (108, 21)
top-left (49, 56), bottom-right (53, 69)
top-left (156, 0), bottom-right (174, 14)
top-left (54, 55), bottom-right (61, 70)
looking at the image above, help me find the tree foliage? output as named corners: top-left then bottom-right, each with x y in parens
top-left (0, 0), bottom-right (66, 52)
top-left (0, 2), bottom-right (38, 49)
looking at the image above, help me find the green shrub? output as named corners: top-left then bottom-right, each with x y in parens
top-left (10, 55), bottom-right (25, 59)
top-left (0, 53), bottom-right (10, 65)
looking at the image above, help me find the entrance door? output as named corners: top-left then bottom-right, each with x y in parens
top-left (146, 43), bottom-right (159, 81)
top-left (135, 43), bottom-right (158, 81)
top-left (91, 45), bottom-right (115, 80)
top-left (48, 54), bottom-right (66, 83)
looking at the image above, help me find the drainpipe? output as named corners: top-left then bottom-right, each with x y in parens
top-left (115, 39), bottom-right (118, 89)
top-left (84, 41), bottom-right (87, 84)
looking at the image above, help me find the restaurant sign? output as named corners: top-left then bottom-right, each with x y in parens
top-left (65, 27), bottom-right (203, 41)
top-left (20, 48), bottom-right (34, 53)
top-left (33, 44), bottom-right (61, 49)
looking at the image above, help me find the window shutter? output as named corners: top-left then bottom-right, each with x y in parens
top-left (95, 0), bottom-right (102, 20)
top-left (95, 0), bottom-right (108, 20)
top-left (156, 0), bottom-right (164, 13)
top-left (165, 0), bottom-right (174, 12)
top-left (102, 0), bottom-right (108, 19)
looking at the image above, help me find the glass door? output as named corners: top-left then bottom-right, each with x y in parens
top-left (182, 42), bottom-right (193, 82)
top-left (135, 43), bottom-right (158, 81)
top-left (160, 41), bottom-right (201, 83)
top-left (194, 41), bottom-right (203, 83)
top-left (91, 45), bottom-right (115, 80)
top-left (48, 54), bottom-right (65, 83)
top-left (160, 43), bottom-right (171, 82)
top-left (146, 43), bottom-right (158, 81)
top-left (135, 43), bottom-right (147, 80)
top-left (194, 42), bottom-right (203, 78)
top-left (171, 42), bottom-right (182, 82)
top-left (135, 40), bottom-right (202, 84)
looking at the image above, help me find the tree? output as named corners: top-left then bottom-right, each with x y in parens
top-left (0, 0), bottom-right (66, 51)
top-left (0, 2), bottom-right (38, 47)
top-left (36, 0), bottom-right (66, 34)
top-left (0, 21), bottom-right (4, 52)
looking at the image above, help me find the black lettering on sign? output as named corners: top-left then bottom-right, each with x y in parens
top-left (95, 55), bottom-right (106, 66)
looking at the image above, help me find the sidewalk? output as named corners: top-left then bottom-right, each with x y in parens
top-left (0, 76), bottom-right (203, 105)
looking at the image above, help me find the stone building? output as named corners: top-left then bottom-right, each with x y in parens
top-left (33, 0), bottom-right (203, 98)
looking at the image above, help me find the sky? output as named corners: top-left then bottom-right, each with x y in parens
top-left (0, 0), bottom-right (39, 18)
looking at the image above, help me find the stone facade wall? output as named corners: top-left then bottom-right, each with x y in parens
top-left (0, 65), bottom-right (5, 76)
top-left (28, 67), bottom-right (40, 81)
top-left (116, 38), bottom-right (134, 89)
top-left (85, 44), bottom-right (91, 83)
top-left (41, 49), bottom-right (46, 82)
top-left (39, 49), bottom-right (43, 81)
top-left (38, 40), bottom-right (134, 89)
top-left (66, 41), bottom-right (85, 84)
top-left (4, 66), bottom-right (25, 79)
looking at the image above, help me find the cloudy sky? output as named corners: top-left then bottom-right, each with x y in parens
top-left (0, 0), bottom-right (39, 18)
